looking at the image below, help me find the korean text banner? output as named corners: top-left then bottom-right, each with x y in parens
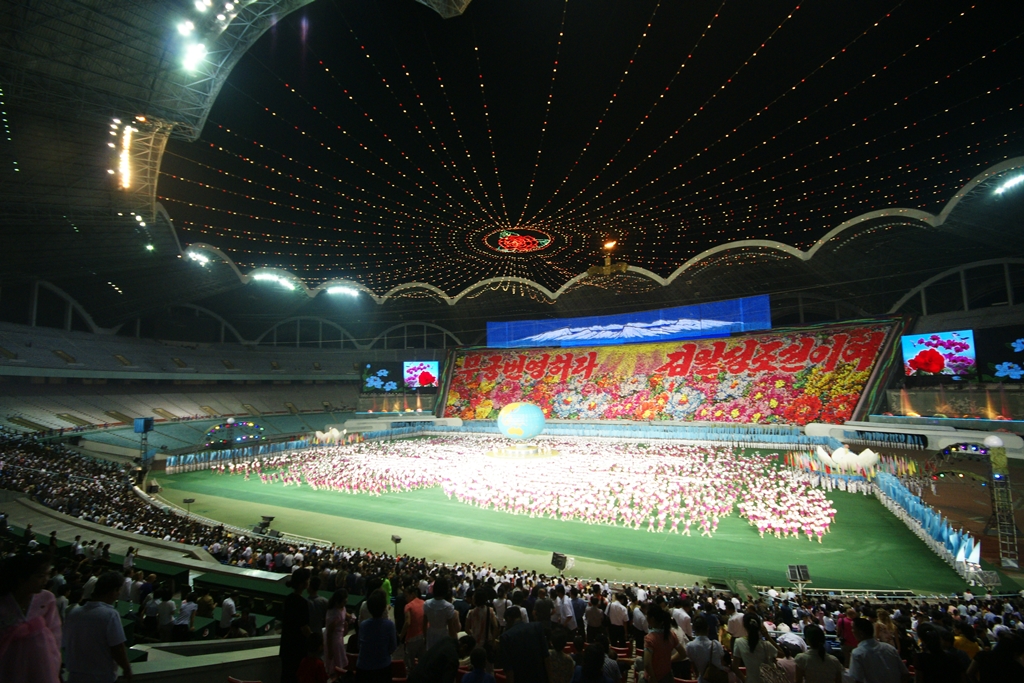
top-left (446, 323), bottom-right (895, 425)
top-left (486, 294), bottom-right (770, 348)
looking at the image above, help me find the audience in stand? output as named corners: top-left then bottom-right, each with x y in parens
top-left (3, 428), bottom-right (1024, 683)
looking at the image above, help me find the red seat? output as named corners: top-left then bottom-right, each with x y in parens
top-left (227, 678), bottom-right (262, 683)
top-left (391, 660), bottom-right (407, 677)
top-left (494, 674), bottom-right (506, 683)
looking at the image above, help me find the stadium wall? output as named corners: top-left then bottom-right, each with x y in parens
top-left (445, 320), bottom-right (902, 426)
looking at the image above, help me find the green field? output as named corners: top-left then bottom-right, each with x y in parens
top-left (152, 465), bottom-right (993, 594)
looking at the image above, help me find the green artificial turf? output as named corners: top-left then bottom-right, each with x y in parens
top-left (153, 467), bottom-right (984, 594)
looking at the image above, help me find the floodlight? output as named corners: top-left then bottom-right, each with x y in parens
top-left (194, 0), bottom-right (206, 10)
top-left (253, 272), bottom-right (296, 290)
top-left (603, 240), bottom-right (617, 249)
top-left (145, 245), bottom-right (154, 251)
top-left (183, 43), bottom-right (207, 71)
top-left (995, 175), bottom-right (1024, 195)
top-left (187, 251), bottom-right (210, 265)
top-left (327, 285), bottom-right (359, 297)
top-left (177, 21), bottom-right (194, 36)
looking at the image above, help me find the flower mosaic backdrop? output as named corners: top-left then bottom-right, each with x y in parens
top-left (446, 323), bottom-right (896, 426)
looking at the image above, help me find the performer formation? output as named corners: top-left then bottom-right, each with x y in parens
top-left (217, 436), bottom-right (843, 541)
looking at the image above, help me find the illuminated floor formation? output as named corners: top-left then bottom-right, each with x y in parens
top-left (153, 437), bottom-right (995, 593)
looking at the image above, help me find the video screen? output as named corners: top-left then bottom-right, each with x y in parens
top-left (361, 362), bottom-right (403, 393)
top-left (975, 324), bottom-right (1024, 382)
top-left (486, 294), bottom-right (770, 348)
top-left (901, 330), bottom-right (976, 377)
top-left (404, 361), bottom-right (440, 389)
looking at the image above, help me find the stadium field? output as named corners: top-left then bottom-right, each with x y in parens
top-left (152, 461), bottom-right (996, 595)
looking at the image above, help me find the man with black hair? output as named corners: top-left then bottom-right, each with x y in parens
top-left (848, 616), bottom-right (909, 683)
top-left (407, 633), bottom-right (476, 683)
top-left (499, 602), bottom-right (549, 683)
top-left (63, 571), bottom-right (132, 683)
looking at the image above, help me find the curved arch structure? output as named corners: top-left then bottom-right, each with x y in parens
top-left (253, 316), bottom-right (360, 347)
top-left (174, 304), bottom-right (247, 344)
top-left (368, 323), bottom-right (463, 349)
top-left (34, 281), bottom-right (118, 335)
top-left (180, 157), bottom-right (1024, 305)
top-left (887, 258), bottom-right (1024, 314)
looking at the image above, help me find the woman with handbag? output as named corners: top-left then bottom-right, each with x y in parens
top-left (465, 591), bottom-right (499, 669)
top-left (731, 613), bottom-right (780, 683)
top-left (684, 614), bottom-right (729, 683)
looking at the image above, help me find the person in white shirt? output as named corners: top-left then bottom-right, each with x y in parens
top-left (63, 572), bottom-right (132, 683)
top-left (671, 599), bottom-right (692, 638)
top-left (607, 594), bottom-right (629, 647)
top-left (551, 584), bottom-right (577, 631)
top-left (219, 593), bottom-right (237, 636)
top-left (725, 603), bottom-right (746, 640)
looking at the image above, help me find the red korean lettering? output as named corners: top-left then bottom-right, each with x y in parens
top-left (525, 353), bottom-right (551, 380)
top-left (654, 344), bottom-right (697, 377)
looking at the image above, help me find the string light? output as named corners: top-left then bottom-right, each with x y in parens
top-left (160, 1), bottom-right (1023, 295)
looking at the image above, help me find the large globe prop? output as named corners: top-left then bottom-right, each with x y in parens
top-left (497, 403), bottom-right (546, 440)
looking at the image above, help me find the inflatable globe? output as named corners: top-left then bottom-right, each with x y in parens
top-left (497, 402), bottom-right (546, 440)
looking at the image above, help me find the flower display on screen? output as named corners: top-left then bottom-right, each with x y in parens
top-left (902, 331), bottom-right (975, 376)
top-left (445, 325), bottom-right (891, 426)
top-left (908, 348), bottom-right (945, 374)
top-left (404, 362), bottom-right (439, 388)
top-left (995, 362), bottom-right (1023, 380)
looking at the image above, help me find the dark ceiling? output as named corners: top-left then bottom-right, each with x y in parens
top-left (160, 0), bottom-right (1024, 294)
top-left (0, 0), bottom-right (1022, 332)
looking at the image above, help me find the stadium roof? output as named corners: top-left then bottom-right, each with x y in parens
top-left (1, 0), bottom-right (1023, 329)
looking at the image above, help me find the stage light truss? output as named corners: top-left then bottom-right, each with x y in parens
top-left (0, 1), bottom-right (315, 141)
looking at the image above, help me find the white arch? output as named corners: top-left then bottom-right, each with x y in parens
top-left (887, 258), bottom-right (1024, 314)
top-left (253, 316), bottom-right (361, 346)
top-left (174, 304), bottom-right (247, 343)
top-left (35, 281), bottom-right (119, 335)
top-left (369, 322), bottom-right (463, 349)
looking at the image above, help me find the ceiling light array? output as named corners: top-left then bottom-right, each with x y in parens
top-left (107, 116), bottom-right (149, 190)
top-left (251, 272), bottom-right (297, 290)
top-left (164, 2), bottom-right (1022, 295)
top-left (557, 4), bottom-right (1002, 234)
top-left (177, 1), bottom-right (244, 72)
top-left (314, 18), bottom-right (497, 223)
top-left (0, 85), bottom-right (17, 173)
top-left (994, 174), bottom-right (1024, 195)
top-left (327, 285), bottom-right (359, 297)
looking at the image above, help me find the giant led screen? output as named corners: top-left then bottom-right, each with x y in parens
top-left (486, 295), bottom-right (771, 348)
top-left (900, 330), bottom-right (976, 378)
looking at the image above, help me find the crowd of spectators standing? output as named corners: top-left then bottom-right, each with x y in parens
top-left (2, 430), bottom-right (1024, 683)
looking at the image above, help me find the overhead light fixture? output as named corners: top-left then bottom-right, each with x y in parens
top-left (603, 240), bottom-right (618, 249)
top-left (183, 43), bottom-right (207, 71)
top-left (994, 174), bottom-right (1024, 195)
top-left (252, 272), bottom-right (296, 290)
top-left (187, 251), bottom-right (210, 265)
top-left (145, 244), bottom-right (155, 252)
top-left (177, 21), bottom-right (194, 36)
top-left (327, 285), bottom-right (359, 297)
